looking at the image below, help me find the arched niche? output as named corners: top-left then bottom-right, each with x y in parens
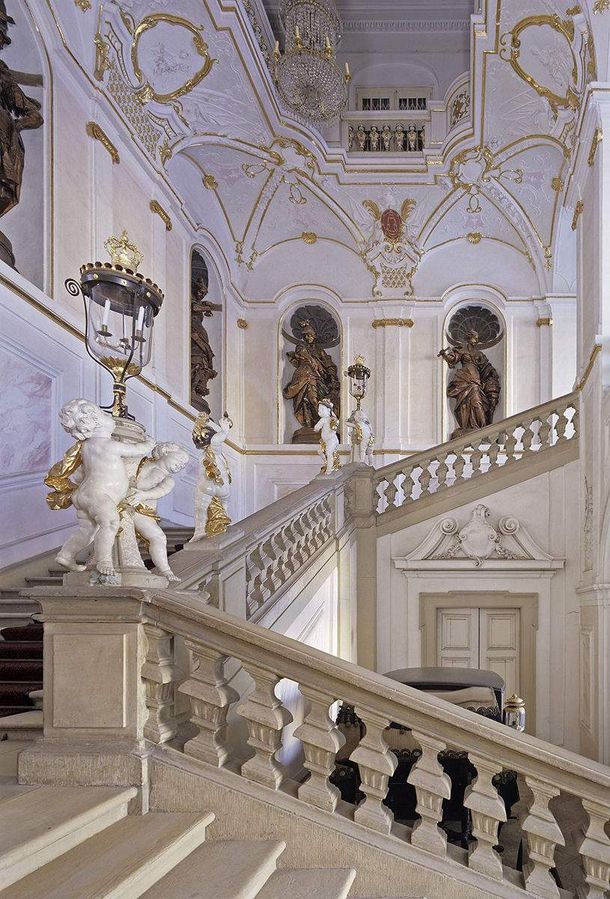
top-left (0, 0), bottom-right (47, 289)
top-left (440, 292), bottom-right (507, 442)
top-left (190, 246), bottom-right (223, 417)
top-left (279, 301), bottom-right (343, 445)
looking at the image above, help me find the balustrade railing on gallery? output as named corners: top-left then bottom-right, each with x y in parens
top-left (143, 592), bottom-right (610, 898)
top-left (374, 392), bottom-right (579, 521)
top-left (173, 466), bottom-right (354, 621)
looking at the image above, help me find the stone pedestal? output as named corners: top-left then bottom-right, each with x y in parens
top-left (18, 587), bottom-right (153, 810)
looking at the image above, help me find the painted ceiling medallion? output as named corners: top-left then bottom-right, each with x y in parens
top-left (499, 15), bottom-right (579, 118)
top-left (467, 232), bottom-right (482, 244)
top-left (361, 197), bottom-right (421, 297)
top-left (130, 14), bottom-right (216, 105)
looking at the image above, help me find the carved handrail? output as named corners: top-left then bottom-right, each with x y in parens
top-left (374, 392), bottom-right (579, 517)
top-left (141, 591), bottom-right (610, 895)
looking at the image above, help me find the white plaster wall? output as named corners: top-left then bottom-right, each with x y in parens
top-left (376, 461), bottom-right (582, 751)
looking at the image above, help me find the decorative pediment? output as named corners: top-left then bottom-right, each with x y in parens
top-left (395, 504), bottom-right (564, 571)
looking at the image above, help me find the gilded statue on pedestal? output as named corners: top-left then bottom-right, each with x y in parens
top-left (282, 306), bottom-right (341, 444)
top-left (0, 2), bottom-right (43, 266)
top-left (190, 252), bottom-right (221, 413)
top-left (438, 327), bottom-right (502, 439)
top-left (190, 411), bottom-right (233, 541)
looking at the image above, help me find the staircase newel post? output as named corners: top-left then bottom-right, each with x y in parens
top-left (520, 776), bottom-right (565, 899)
top-left (347, 465), bottom-right (378, 671)
top-left (463, 754), bottom-right (507, 880)
top-left (350, 707), bottom-right (397, 834)
top-left (407, 731), bottom-right (451, 856)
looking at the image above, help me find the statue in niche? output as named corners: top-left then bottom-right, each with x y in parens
top-left (0, 1), bottom-right (43, 266)
top-left (438, 310), bottom-right (503, 439)
top-left (190, 251), bottom-right (221, 413)
top-left (282, 306), bottom-right (341, 444)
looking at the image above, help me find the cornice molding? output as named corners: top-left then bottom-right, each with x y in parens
top-left (341, 19), bottom-right (471, 33)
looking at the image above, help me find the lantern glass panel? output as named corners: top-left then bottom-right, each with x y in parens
top-left (86, 281), bottom-right (154, 378)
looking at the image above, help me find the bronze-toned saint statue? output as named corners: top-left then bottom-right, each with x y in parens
top-left (190, 262), bottom-right (221, 414)
top-left (0, 2), bottom-right (43, 265)
top-left (438, 329), bottom-right (502, 439)
top-left (282, 306), bottom-right (341, 444)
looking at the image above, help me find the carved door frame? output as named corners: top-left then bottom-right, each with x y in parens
top-left (420, 590), bottom-right (537, 732)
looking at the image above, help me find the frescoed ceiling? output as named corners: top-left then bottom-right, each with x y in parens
top-left (40, 0), bottom-right (602, 301)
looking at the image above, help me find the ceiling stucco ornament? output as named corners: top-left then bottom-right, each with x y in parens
top-left (129, 14), bottom-right (216, 105)
top-left (499, 15), bottom-right (580, 119)
top-left (447, 146), bottom-right (523, 215)
top-left (466, 232), bottom-right (482, 244)
top-left (397, 504), bottom-right (564, 571)
top-left (360, 196), bottom-right (422, 298)
top-left (593, 0), bottom-right (610, 12)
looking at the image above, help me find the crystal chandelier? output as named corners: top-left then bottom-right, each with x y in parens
top-left (274, 0), bottom-right (350, 123)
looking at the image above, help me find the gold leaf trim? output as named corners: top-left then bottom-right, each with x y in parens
top-left (571, 200), bottom-right (584, 230)
top-left (74, 0), bottom-right (92, 10)
top-left (149, 199), bottom-right (172, 231)
top-left (301, 231), bottom-right (318, 244)
top-left (86, 122), bottom-right (119, 164)
top-left (536, 317), bottom-right (553, 327)
top-left (237, 319), bottom-right (248, 329)
top-left (588, 128), bottom-right (603, 167)
top-left (467, 232), bottom-right (482, 244)
top-left (202, 172), bottom-right (218, 190)
top-left (372, 318), bottom-right (414, 329)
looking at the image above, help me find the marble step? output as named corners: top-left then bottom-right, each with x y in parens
top-left (2, 810), bottom-right (215, 899)
top-left (0, 709), bottom-right (43, 740)
top-left (24, 576), bottom-right (63, 587)
top-left (142, 839), bottom-right (285, 899)
top-left (0, 784), bottom-right (137, 888)
top-left (256, 867), bottom-right (356, 899)
top-left (0, 642), bottom-right (43, 659)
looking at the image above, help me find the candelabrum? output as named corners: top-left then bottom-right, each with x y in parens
top-left (345, 354), bottom-right (371, 411)
top-left (65, 231), bottom-right (164, 419)
top-left (273, 0), bottom-right (350, 122)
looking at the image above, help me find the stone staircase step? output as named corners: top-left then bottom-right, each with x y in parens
top-left (0, 784), bottom-right (137, 888)
top-left (0, 740), bottom-right (30, 779)
top-left (0, 709), bottom-right (43, 740)
top-left (256, 867), bottom-right (356, 899)
top-left (23, 576), bottom-right (62, 587)
top-left (1, 810), bottom-right (215, 898)
top-left (0, 624), bottom-right (43, 641)
top-left (0, 661), bottom-right (42, 681)
top-left (142, 839), bottom-right (286, 899)
top-left (0, 642), bottom-right (43, 659)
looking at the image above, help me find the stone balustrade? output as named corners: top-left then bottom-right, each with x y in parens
top-left (374, 392), bottom-right (579, 524)
top-left (25, 586), bottom-right (608, 898)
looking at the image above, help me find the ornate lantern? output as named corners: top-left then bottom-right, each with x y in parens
top-left (503, 693), bottom-right (526, 732)
top-left (345, 354), bottom-right (371, 410)
top-left (66, 231), bottom-right (164, 419)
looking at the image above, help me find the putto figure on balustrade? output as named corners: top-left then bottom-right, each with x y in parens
top-left (346, 408), bottom-right (374, 466)
top-left (315, 399), bottom-right (341, 475)
top-left (282, 305), bottom-right (341, 443)
top-left (438, 309), bottom-right (503, 439)
top-left (190, 411), bottom-right (233, 541)
top-left (47, 400), bottom-right (155, 580)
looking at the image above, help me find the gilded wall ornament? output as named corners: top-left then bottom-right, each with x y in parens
top-left (593, 0), bottom-right (610, 12)
top-left (587, 128), bottom-right (603, 167)
top-left (467, 232), bottom-right (482, 244)
top-left (371, 318), bottom-right (414, 329)
top-left (86, 122), bottom-right (119, 163)
top-left (571, 200), bottom-right (584, 230)
top-left (131, 14), bottom-right (216, 105)
top-left (301, 231), bottom-right (317, 244)
top-left (361, 196), bottom-right (421, 297)
top-left (149, 200), bottom-right (172, 231)
top-left (202, 172), bottom-right (218, 190)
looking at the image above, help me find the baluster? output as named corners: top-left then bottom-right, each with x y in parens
top-left (291, 517), bottom-right (306, 568)
top-left (180, 642), bottom-right (239, 766)
top-left (384, 479), bottom-right (399, 508)
top-left (470, 447), bottom-right (483, 477)
top-left (578, 799), bottom-right (610, 899)
top-left (555, 408), bottom-right (568, 442)
top-left (504, 430), bottom-right (517, 460)
top-left (419, 467), bottom-right (432, 497)
top-left (142, 624), bottom-right (180, 744)
top-left (238, 663), bottom-right (292, 789)
top-left (407, 732), bottom-right (451, 856)
top-left (463, 754), bottom-right (507, 880)
top-left (521, 777), bottom-right (565, 898)
top-left (522, 424), bottom-right (535, 453)
top-left (436, 454), bottom-right (449, 490)
top-left (538, 417), bottom-right (552, 448)
top-left (295, 686), bottom-right (345, 812)
top-left (487, 441), bottom-right (500, 470)
top-left (571, 405), bottom-right (580, 438)
top-left (246, 547), bottom-right (269, 614)
top-left (454, 454), bottom-right (466, 481)
top-left (261, 536), bottom-right (281, 597)
top-left (350, 708), bottom-right (397, 833)
top-left (405, 467), bottom-right (417, 503)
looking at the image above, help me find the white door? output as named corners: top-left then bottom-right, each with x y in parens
top-left (436, 608), bottom-right (479, 669)
top-left (436, 607), bottom-right (520, 696)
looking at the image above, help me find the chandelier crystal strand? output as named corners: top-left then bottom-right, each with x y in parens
top-left (275, 0), bottom-right (349, 122)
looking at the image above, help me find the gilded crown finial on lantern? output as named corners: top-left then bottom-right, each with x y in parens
top-left (354, 353), bottom-right (366, 366)
top-left (104, 230), bottom-right (143, 271)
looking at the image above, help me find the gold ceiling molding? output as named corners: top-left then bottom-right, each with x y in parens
top-left (467, 232), bottom-right (482, 244)
top-left (587, 128), bottom-right (603, 167)
top-left (237, 319), bottom-right (248, 329)
top-left (149, 199), bottom-right (172, 231)
top-left (85, 122), bottom-right (119, 164)
top-left (202, 172), bottom-right (218, 190)
top-left (499, 15), bottom-right (579, 118)
top-left (566, 4), bottom-right (582, 13)
top-left (372, 318), bottom-right (414, 329)
top-left (93, 34), bottom-right (111, 82)
top-left (130, 14), bottom-right (216, 104)
top-left (593, 0), bottom-right (610, 12)
top-left (159, 138), bottom-right (173, 166)
top-left (74, 0), bottom-right (91, 10)
top-left (578, 343), bottom-right (602, 389)
top-left (551, 176), bottom-right (563, 192)
top-left (536, 317), bottom-right (553, 327)
top-left (301, 231), bottom-right (317, 244)
top-left (571, 200), bottom-right (584, 230)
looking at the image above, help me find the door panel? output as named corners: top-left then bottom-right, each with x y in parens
top-left (436, 608), bottom-right (479, 668)
top-left (480, 608), bottom-right (520, 697)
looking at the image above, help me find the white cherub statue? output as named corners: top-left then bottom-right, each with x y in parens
top-left (315, 398), bottom-right (340, 475)
top-left (53, 399), bottom-right (154, 578)
top-left (190, 411), bottom-right (233, 542)
top-left (346, 408), bottom-right (375, 466)
top-left (124, 442), bottom-right (190, 582)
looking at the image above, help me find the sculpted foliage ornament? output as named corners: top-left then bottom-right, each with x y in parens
top-left (361, 196), bottom-right (421, 297)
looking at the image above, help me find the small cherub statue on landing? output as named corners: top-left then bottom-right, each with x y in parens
top-left (54, 399), bottom-right (154, 578)
top-left (346, 408), bottom-right (374, 466)
top-left (315, 398), bottom-right (341, 474)
top-left (126, 442), bottom-right (190, 582)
